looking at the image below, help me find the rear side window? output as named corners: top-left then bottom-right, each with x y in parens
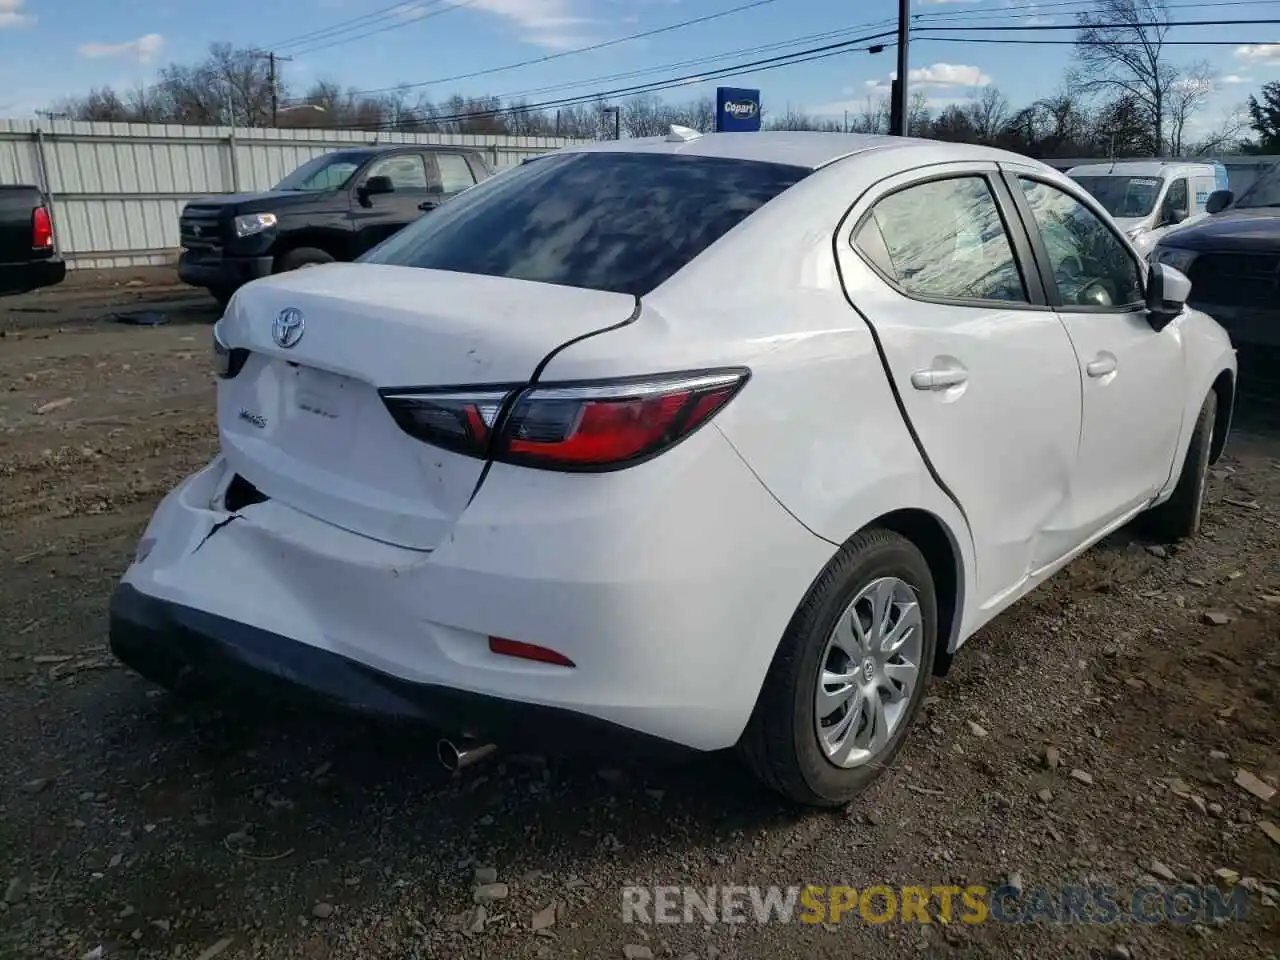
top-left (856, 176), bottom-right (1028, 303)
top-left (359, 152), bottom-right (811, 297)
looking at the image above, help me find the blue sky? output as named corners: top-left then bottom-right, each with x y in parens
top-left (0, 0), bottom-right (1277, 133)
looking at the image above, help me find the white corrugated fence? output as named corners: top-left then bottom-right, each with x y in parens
top-left (0, 119), bottom-right (582, 270)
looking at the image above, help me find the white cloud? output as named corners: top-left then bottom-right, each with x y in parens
top-left (1222, 74), bottom-right (1249, 84)
top-left (78, 33), bottom-right (166, 64)
top-left (1235, 44), bottom-right (1280, 64)
top-left (859, 62), bottom-right (993, 98)
top-left (0, 0), bottom-right (33, 28)
top-left (911, 63), bottom-right (992, 87)
top-left (451, 0), bottom-right (594, 49)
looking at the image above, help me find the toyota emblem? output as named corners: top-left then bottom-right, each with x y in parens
top-left (272, 307), bottom-right (305, 348)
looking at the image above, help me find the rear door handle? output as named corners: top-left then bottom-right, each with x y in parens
top-left (418, 201), bottom-right (438, 211)
top-left (1086, 354), bottom-right (1117, 378)
top-left (911, 368), bottom-right (969, 390)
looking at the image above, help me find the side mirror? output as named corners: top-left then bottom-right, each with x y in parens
top-left (358, 175), bottom-right (395, 200)
top-left (1145, 262), bottom-right (1191, 331)
top-left (1205, 189), bottom-right (1232, 215)
top-left (1166, 206), bottom-right (1188, 226)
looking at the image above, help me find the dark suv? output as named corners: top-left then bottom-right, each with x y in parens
top-left (1151, 160), bottom-right (1280, 352)
top-left (178, 145), bottom-right (492, 306)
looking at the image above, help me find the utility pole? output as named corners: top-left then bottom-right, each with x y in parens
top-left (252, 50), bottom-right (293, 126)
top-left (889, 0), bottom-right (911, 136)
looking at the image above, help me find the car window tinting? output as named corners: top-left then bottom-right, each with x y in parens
top-left (860, 176), bottom-right (1028, 304)
top-left (358, 152), bottom-right (812, 298)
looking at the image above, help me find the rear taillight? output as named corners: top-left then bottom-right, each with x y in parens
top-left (381, 368), bottom-right (748, 471)
top-left (31, 207), bottom-right (53, 250)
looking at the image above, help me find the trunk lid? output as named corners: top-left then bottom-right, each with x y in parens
top-left (215, 263), bottom-right (637, 550)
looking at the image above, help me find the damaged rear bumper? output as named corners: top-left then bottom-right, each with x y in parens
top-left (108, 581), bottom-right (684, 757)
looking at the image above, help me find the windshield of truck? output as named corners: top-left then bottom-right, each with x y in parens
top-left (1070, 175), bottom-right (1163, 218)
top-left (1234, 161), bottom-right (1280, 208)
top-left (274, 153), bottom-right (364, 192)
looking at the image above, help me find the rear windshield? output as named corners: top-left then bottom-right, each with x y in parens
top-left (358, 151), bottom-right (812, 297)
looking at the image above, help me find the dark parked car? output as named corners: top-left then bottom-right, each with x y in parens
top-left (177, 145), bottom-right (493, 307)
top-left (1152, 161), bottom-right (1280, 351)
top-left (0, 185), bottom-right (66, 296)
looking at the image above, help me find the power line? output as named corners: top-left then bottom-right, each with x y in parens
top-left (281, 0), bottom-right (783, 104)
top-left (913, 0), bottom-right (1280, 23)
top-left (286, 1), bottom-right (480, 58)
top-left (913, 17), bottom-right (1280, 32)
top-left (287, 16), bottom-right (901, 108)
top-left (920, 36), bottom-right (1273, 45)
top-left (265, 0), bottom-right (452, 51)
top-left (384, 19), bottom-right (900, 107)
top-left (285, 10), bottom-right (1280, 108)
top-left (332, 28), bottom-right (901, 130)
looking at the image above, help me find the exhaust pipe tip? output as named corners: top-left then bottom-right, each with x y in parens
top-left (437, 738), bottom-right (497, 772)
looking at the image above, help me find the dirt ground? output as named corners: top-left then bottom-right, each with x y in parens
top-left (2, 280), bottom-right (1278, 960)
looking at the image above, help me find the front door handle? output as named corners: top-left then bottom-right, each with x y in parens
top-left (911, 368), bottom-right (969, 391)
top-left (418, 200), bottom-right (439, 211)
top-left (1086, 354), bottom-right (1117, 378)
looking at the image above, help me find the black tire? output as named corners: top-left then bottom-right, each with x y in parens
top-left (210, 286), bottom-right (236, 310)
top-left (1140, 391), bottom-right (1217, 542)
top-left (738, 528), bottom-right (938, 808)
top-left (274, 246), bottom-right (335, 273)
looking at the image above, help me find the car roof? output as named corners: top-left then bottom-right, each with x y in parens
top-left (561, 129), bottom-right (1038, 171)
top-left (1068, 160), bottom-right (1217, 177)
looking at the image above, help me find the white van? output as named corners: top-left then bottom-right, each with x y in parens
top-left (1066, 160), bottom-right (1230, 255)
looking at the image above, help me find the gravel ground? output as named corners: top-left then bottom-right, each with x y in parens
top-left (2, 282), bottom-right (1278, 960)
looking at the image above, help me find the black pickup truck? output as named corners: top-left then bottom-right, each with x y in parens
top-left (1151, 160), bottom-right (1280, 352)
top-left (177, 145), bottom-right (493, 306)
top-left (0, 185), bottom-right (66, 296)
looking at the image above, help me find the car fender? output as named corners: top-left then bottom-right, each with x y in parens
top-left (1155, 307), bottom-right (1237, 501)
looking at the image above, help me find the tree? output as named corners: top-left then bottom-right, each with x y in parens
top-left (1166, 61), bottom-right (1217, 155)
top-left (1247, 80), bottom-right (1280, 152)
top-left (965, 86), bottom-right (1010, 143)
top-left (1070, 0), bottom-right (1182, 153)
top-left (849, 94), bottom-right (889, 134)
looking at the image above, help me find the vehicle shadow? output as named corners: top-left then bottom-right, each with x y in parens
top-left (73, 675), bottom-right (822, 948)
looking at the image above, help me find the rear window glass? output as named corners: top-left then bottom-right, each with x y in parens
top-left (358, 151), bottom-right (812, 297)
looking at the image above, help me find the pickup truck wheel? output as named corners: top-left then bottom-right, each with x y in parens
top-left (738, 528), bottom-right (937, 808)
top-left (1140, 391), bottom-right (1217, 542)
top-left (275, 247), bottom-right (335, 273)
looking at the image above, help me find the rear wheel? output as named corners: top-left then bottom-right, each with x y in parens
top-left (274, 246), bottom-right (335, 273)
top-left (1140, 390), bottom-right (1217, 542)
top-left (739, 528), bottom-right (937, 807)
top-left (210, 286), bottom-right (236, 310)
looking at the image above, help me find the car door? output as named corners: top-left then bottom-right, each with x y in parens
top-left (836, 164), bottom-right (1083, 608)
top-left (351, 153), bottom-right (436, 254)
top-left (1003, 168), bottom-right (1184, 536)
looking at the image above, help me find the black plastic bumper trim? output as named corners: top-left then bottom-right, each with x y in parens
top-left (108, 583), bottom-right (695, 760)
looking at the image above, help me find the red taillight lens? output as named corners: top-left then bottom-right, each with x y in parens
top-left (381, 368), bottom-right (748, 471)
top-left (31, 207), bottom-right (53, 250)
top-left (499, 370), bottom-right (748, 470)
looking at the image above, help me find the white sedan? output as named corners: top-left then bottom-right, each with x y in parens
top-left (110, 129), bottom-right (1236, 807)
